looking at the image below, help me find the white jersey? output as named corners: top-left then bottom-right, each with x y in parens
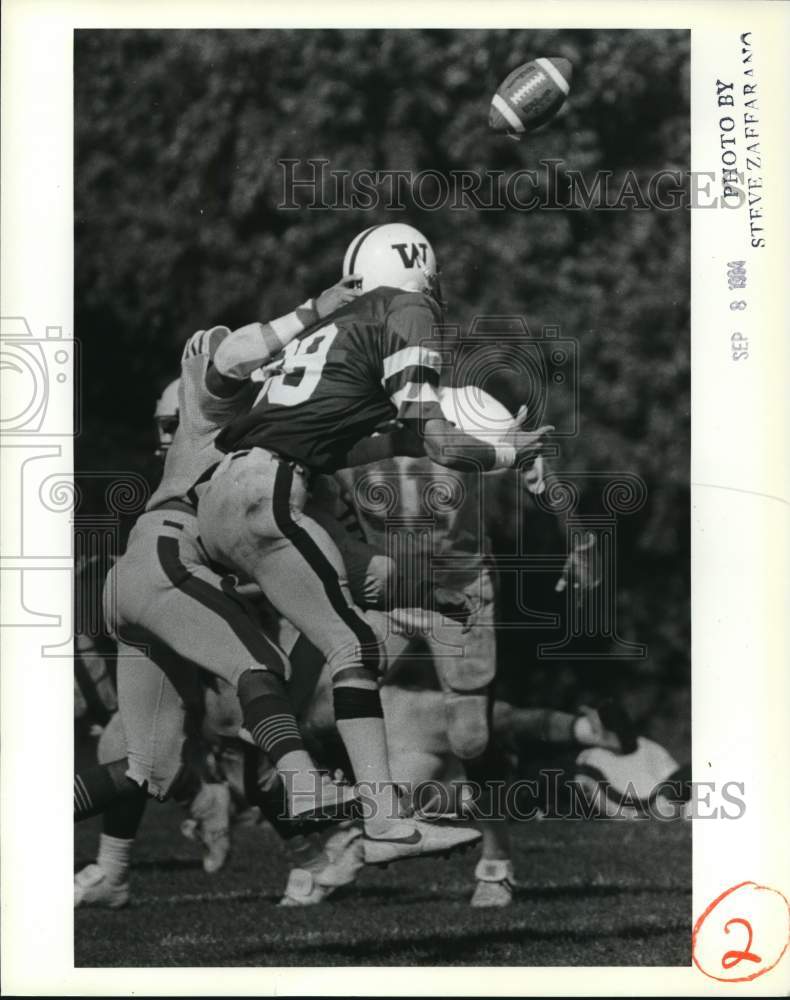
top-left (147, 327), bottom-right (258, 510)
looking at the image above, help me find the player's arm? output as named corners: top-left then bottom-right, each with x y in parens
top-left (346, 415), bottom-right (547, 475)
top-left (206, 275), bottom-right (361, 392)
top-left (382, 298), bottom-right (552, 472)
top-left (422, 418), bottom-right (552, 472)
top-left (336, 421), bottom-right (425, 469)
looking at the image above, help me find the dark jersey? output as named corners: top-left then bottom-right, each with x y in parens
top-left (217, 287), bottom-right (445, 471)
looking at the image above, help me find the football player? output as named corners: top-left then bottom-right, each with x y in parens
top-left (76, 381), bottom-right (234, 906)
top-left (74, 277), bottom-right (363, 848)
top-left (196, 222), bottom-right (552, 865)
top-left (301, 385), bottom-right (517, 904)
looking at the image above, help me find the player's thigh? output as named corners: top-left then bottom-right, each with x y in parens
top-left (203, 680), bottom-right (243, 741)
top-left (245, 508), bottom-right (381, 672)
top-left (201, 452), bottom-right (379, 671)
top-left (123, 527), bottom-right (288, 687)
top-left (429, 574), bottom-right (496, 693)
top-left (158, 557), bottom-right (288, 684)
top-left (115, 642), bottom-right (190, 799)
top-left (197, 449), bottom-right (284, 571)
top-left (308, 503), bottom-right (394, 609)
top-left (97, 710), bottom-right (128, 764)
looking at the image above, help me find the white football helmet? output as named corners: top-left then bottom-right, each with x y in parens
top-left (154, 378), bottom-right (180, 456)
top-left (343, 223), bottom-right (442, 304)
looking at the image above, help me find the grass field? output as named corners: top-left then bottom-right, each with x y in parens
top-left (75, 804), bottom-right (691, 967)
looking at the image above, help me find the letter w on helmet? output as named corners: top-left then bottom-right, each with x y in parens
top-left (343, 223), bottom-right (443, 308)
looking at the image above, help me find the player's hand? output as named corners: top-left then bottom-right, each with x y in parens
top-left (555, 531), bottom-right (601, 595)
top-left (521, 454), bottom-right (546, 494)
top-left (433, 586), bottom-right (475, 633)
top-left (374, 418), bottom-right (426, 458)
top-left (507, 424), bottom-right (554, 465)
top-left (315, 275), bottom-right (362, 318)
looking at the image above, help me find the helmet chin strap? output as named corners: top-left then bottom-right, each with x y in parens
top-left (355, 267), bottom-right (446, 315)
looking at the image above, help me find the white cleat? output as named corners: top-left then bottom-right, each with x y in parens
top-left (74, 863), bottom-right (129, 910)
top-left (181, 781), bottom-right (232, 874)
top-left (315, 823), bottom-right (365, 887)
top-left (280, 867), bottom-right (334, 906)
top-left (470, 858), bottom-right (516, 908)
top-left (362, 818), bottom-right (481, 868)
top-left (279, 824), bottom-right (365, 907)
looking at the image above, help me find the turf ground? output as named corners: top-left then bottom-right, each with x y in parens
top-left (75, 804), bottom-right (691, 967)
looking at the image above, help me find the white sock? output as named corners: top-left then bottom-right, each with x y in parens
top-left (277, 750), bottom-right (330, 816)
top-left (336, 717), bottom-right (407, 837)
top-left (97, 833), bottom-right (132, 885)
top-left (276, 750), bottom-right (320, 792)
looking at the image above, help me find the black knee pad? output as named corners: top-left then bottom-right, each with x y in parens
top-left (333, 685), bottom-right (384, 720)
top-left (237, 667), bottom-right (284, 705)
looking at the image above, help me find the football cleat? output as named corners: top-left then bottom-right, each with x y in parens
top-left (470, 858), bottom-right (516, 908)
top-left (279, 824), bottom-right (366, 907)
top-left (74, 863), bottom-right (129, 910)
top-left (362, 818), bottom-right (481, 867)
top-left (316, 823), bottom-right (366, 887)
top-left (280, 867), bottom-right (334, 907)
top-left (181, 781), bottom-right (232, 874)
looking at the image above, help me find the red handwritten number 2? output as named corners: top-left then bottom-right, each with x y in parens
top-left (721, 918), bottom-right (762, 969)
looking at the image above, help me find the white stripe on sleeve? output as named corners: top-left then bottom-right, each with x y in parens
top-left (390, 381), bottom-right (441, 410)
top-left (382, 346), bottom-right (442, 384)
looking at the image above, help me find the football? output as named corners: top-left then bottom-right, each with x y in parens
top-left (489, 57), bottom-right (572, 136)
top-left (439, 385), bottom-right (517, 444)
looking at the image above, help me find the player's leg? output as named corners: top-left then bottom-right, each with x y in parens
top-left (176, 692), bottom-right (233, 875)
top-left (74, 757), bottom-right (142, 821)
top-left (111, 509), bottom-right (345, 819)
top-left (199, 453), bottom-right (399, 824)
top-left (74, 711), bottom-right (144, 908)
top-left (467, 734), bottom-right (516, 908)
top-left (498, 701), bottom-right (635, 752)
top-left (199, 451), bottom-right (480, 861)
top-left (75, 649), bottom-right (197, 903)
top-left (426, 571), bottom-right (517, 905)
